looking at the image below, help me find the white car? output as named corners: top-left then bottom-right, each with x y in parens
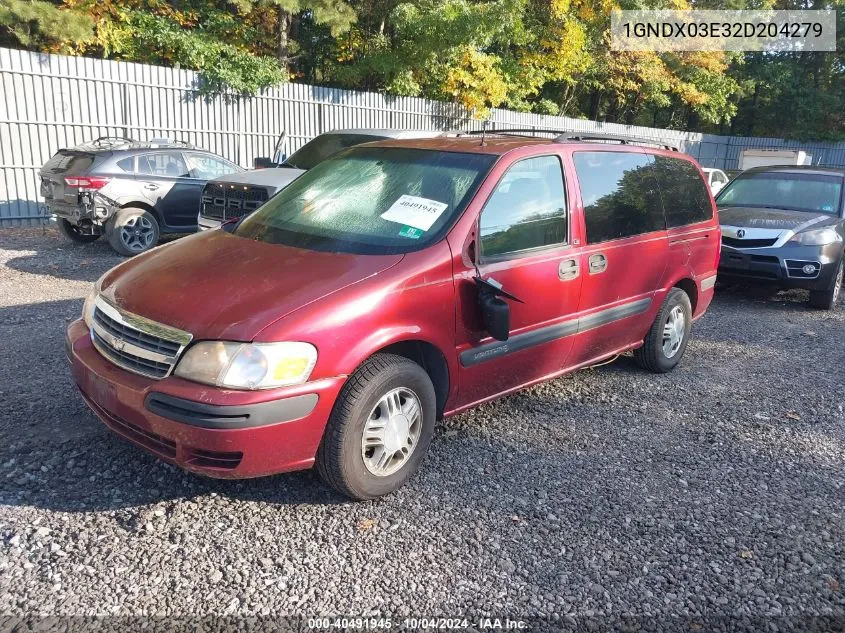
top-left (198, 129), bottom-right (446, 230)
top-left (702, 167), bottom-right (730, 195)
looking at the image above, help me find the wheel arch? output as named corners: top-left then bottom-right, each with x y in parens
top-left (118, 200), bottom-right (163, 227)
top-left (671, 277), bottom-right (698, 315)
top-left (359, 339), bottom-right (451, 419)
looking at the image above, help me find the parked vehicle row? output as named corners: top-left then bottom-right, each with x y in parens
top-left (65, 131), bottom-right (721, 499)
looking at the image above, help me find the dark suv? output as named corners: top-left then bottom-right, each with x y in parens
top-left (40, 138), bottom-right (241, 256)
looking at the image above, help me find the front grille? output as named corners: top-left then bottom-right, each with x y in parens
top-left (94, 306), bottom-right (181, 356)
top-left (785, 259), bottom-right (821, 279)
top-left (200, 183), bottom-right (269, 221)
top-left (722, 236), bottom-right (778, 249)
top-left (90, 299), bottom-right (191, 379)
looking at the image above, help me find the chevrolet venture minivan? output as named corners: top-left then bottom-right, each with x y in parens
top-left (66, 132), bottom-right (720, 500)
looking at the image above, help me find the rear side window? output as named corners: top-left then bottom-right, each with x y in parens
top-left (573, 151), bottom-right (664, 244)
top-left (653, 156), bottom-right (713, 227)
top-left (479, 155), bottom-right (566, 258)
top-left (137, 153), bottom-right (189, 178)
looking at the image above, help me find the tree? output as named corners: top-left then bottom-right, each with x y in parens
top-left (0, 0), bottom-right (93, 49)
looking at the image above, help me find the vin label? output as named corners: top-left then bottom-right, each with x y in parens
top-left (611, 10), bottom-right (836, 52)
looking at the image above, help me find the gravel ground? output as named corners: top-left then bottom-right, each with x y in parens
top-left (0, 228), bottom-right (843, 631)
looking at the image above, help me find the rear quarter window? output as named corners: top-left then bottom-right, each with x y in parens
top-left (116, 157), bottom-right (135, 172)
top-left (653, 156), bottom-right (713, 227)
top-left (572, 151), bottom-right (664, 244)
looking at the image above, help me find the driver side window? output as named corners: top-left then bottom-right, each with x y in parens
top-left (479, 155), bottom-right (567, 258)
top-left (185, 152), bottom-right (236, 180)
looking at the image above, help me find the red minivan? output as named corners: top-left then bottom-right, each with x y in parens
top-left (66, 132), bottom-right (720, 500)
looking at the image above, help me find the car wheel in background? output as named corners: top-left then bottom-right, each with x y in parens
top-left (634, 287), bottom-right (693, 373)
top-left (808, 258), bottom-right (843, 310)
top-left (57, 218), bottom-right (100, 244)
top-left (316, 353), bottom-right (436, 500)
top-left (107, 207), bottom-right (160, 257)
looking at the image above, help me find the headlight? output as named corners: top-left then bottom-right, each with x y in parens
top-left (174, 341), bottom-right (317, 390)
top-left (82, 288), bottom-right (97, 327)
top-left (789, 228), bottom-right (841, 246)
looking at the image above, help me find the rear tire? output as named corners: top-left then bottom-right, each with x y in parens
top-left (107, 207), bottom-right (160, 257)
top-left (634, 287), bottom-right (693, 373)
top-left (316, 353), bottom-right (436, 500)
top-left (57, 218), bottom-right (99, 244)
top-left (808, 259), bottom-right (843, 310)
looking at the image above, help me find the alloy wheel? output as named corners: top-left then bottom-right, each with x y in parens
top-left (662, 305), bottom-right (685, 358)
top-left (120, 215), bottom-right (155, 252)
top-left (361, 387), bottom-right (422, 477)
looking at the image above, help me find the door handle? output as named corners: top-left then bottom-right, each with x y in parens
top-left (143, 183), bottom-right (159, 191)
top-left (558, 258), bottom-right (579, 281)
top-left (588, 253), bottom-right (608, 274)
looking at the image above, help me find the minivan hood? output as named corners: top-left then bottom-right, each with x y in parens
top-left (99, 230), bottom-right (403, 341)
top-left (718, 206), bottom-right (837, 231)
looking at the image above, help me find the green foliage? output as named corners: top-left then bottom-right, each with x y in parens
top-left (534, 99), bottom-right (561, 116)
top-left (1, 0), bottom-right (842, 137)
top-left (0, 0), bottom-right (92, 48)
top-left (108, 10), bottom-right (286, 96)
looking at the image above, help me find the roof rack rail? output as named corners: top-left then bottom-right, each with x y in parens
top-left (91, 136), bottom-right (137, 147)
top-left (459, 128), bottom-right (565, 138)
top-left (72, 137), bottom-right (195, 151)
top-left (459, 128), bottom-right (679, 151)
top-left (554, 133), bottom-right (679, 152)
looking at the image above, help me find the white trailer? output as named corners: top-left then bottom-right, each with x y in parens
top-left (739, 149), bottom-right (813, 170)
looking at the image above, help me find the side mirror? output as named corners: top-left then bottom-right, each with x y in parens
top-left (480, 293), bottom-right (510, 341)
top-left (254, 156), bottom-right (274, 169)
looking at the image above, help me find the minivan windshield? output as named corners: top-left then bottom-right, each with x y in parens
top-left (716, 171), bottom-right (843, 215)
top-left (236, 147), bottom-right (496, 254)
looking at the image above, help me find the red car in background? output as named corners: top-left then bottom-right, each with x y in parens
top-left (66, 131), bottom-right (720, 500)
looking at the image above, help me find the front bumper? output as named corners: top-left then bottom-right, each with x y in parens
top-left (718, 242), bottom-right (841, 290)
top-left (66, 319), bottom-right (344, 478)
top-left (197, 215), bottom-right (222, 231)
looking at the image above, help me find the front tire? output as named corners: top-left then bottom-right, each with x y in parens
top-left (634, 287), bottom-right (693, 373)
top-left (316, 354), bottom-right (436, 500)
top-left (808, 259), bottom-right (843, 310)
top-left (107, 207), bottom-right (160, 257)
top-left (57, 218), bottom-right (99, 244)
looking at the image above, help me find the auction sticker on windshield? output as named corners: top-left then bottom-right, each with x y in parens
top-left (381, 195), bottom-right (449, 231)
